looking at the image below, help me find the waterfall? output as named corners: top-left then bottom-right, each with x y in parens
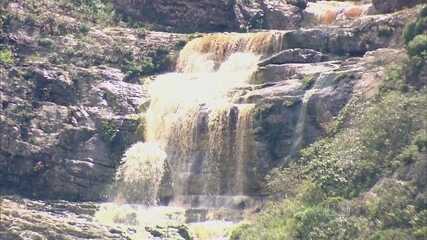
top-left (117, 32), bottom-right (283, 207)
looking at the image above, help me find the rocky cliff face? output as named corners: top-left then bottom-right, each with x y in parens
top-left (112, 0), bottom-right (310, 32)
top-left (0, 0), bottom-right (426, 239)
top-left (0, 0), bottom-right (186, 201)
top-left (0, 0), bottom-right (421, 202)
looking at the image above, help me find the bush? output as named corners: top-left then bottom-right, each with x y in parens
top-left (407, 34), bottom-right (427, 58)
top-left (369, 229), bottom-right (412, 240)
top-left (230, 200), bottom-right (301, 240)
top-left (404, 22), bottom-right (417, 44)
top-left (404, 6), bottom-right (427, 44)
top-left (0, 48), bottom-right (14, 64)
top-left (68, 0), bottom-right (116, 24)
top-left (79, 23), bottom-right (90, 34)
top-left (294, 206), bottom-right (336, 240)
top-left (100, 120), bottom-right (118, 144)
top-left (38, 38), bottom-right (55, 49)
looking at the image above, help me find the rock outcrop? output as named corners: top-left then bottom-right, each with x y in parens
top-left (0, 0), bottom-right (425, 217)
top-left (0, 196), bottom-right (193, 240)
top-left (112, 0), bottom-right (307, 32)
top-left (258, 48), bottom-right (328, 66)
top-left (246, 48), bottom-right (408, 188)
top-left (0, 0), bottom-right (186, 201)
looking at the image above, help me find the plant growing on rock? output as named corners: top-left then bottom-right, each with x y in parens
top-left (100, 120), bottom-right (118, 144)
top-left (0, 48), bottom-right (14, 64)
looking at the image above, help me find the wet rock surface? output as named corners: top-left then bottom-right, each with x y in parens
top-left (0, 196), bottom-right (193, 240)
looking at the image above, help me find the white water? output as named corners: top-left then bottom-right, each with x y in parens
top-left (107, 33), bottom-right (290, 239)
top-left (116, 32), bottom-right (290, 208)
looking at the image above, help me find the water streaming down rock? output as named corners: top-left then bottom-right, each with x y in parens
top-left (118, 32), bottom-right (287, 208)
top-left (116, 142), bottom-right (167, 205)
top-left (177, 32), bottom-right (286, 72)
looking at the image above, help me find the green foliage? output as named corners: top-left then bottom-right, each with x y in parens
top-left (380, 64), bottom-right (407, 92)
top-left (100, 120), bottom-right (118, 144)
top-left (404, 6), bottom-right (427, 45)
top-left (294, 206), bottom-right (336, 240)
top-left (294, 206), bottom-right (362, 240)
top-left (0, 48), bottom-right (14, 64)
top-left (66, 0), bottom-right (116, 24)
top-left (366, 179), bottom-right (416, 228)
top-left (79, 23), bottom-right (90, 34)
top-left (306, 92), bottom-right (425, 198)
top-left (407, 34), bottom-right (427, 58)
top-left (234, 72), bottom-right (427, 239)
top-left (302, 75), bottom-right (315, 90)
top-left (38, 38), bottom-right (55, 49)
top-left (230, 200), bottom-right (300, 240)
top-left (369, 229), bottom-right (412, 240)
top-left (404, 22), bottom-right (418, 44)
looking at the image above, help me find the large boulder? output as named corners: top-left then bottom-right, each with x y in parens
top-left (112, 0), bottom-right (238, 32)
top-left (261, 0), bottom-right (303, 29)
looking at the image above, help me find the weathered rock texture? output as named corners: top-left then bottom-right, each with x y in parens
top-left (0, 196), bottom-right (193, 240)
top-left (0, 0), bottom-right (423, 205)
top-left (112, 0), bottom-right (307, 32)
top-left (0, 0), bottom-right (186, 201)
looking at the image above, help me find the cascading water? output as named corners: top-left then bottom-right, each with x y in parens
top-left (116, 32), bottom-right (286, 208)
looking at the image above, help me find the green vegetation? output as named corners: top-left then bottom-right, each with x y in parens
top-left (233, 84), bottom-right (427, 240)
top-left (403, 7), bottom-right (427, 90)
top-left (100, 120), bottom-right (118, 144)
top-left (408, 34), bottom-right (427, 58)
top-left (0, 48), bottom-right (14, 64)
top-left (231, 6), bottom-right (427, 240)
top-left (63, 0), bottom-right (116, 24)
top-left (302, 75), bottom-right (315, 90)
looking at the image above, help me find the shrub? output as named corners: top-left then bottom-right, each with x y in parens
top-left (404, 22), bottom-right (417, 44)
top-left (79, 23), bottom-right (90, 34)
top-left (140, 56), bottom-right (157, 75)
top-left (404, 6), bottom-right (427, 44)
top-left (38, 38), bottom-right (55, 49)
top-left (68, 0), bottom-right (116, 24)
top-left (100, 120), bottom-right (118, 144)
top-left (294, 206), bottom-right (336, 240)
top-left (369, 229), bottom-right (412, 240)
top-left (0, 48), bottom-right (14, 64)
top-left (407, 34), bottom-right (427, 58)
top-left (380, 64), bottom-right (407, 93)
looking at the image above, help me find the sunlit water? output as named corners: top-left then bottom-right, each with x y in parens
top-left (102, 32), bottom-right (289, 239)
top-left (95, 203), bottom-right (239, 239)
